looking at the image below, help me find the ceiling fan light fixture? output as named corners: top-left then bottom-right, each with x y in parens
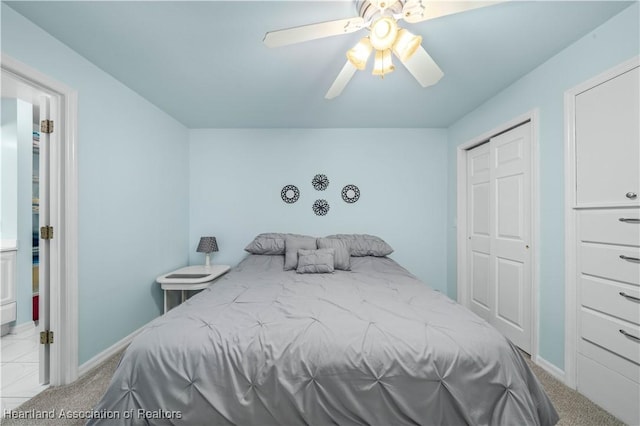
top-left (369, 16), bottom-right (398, 50)
top-left (346, 37), bottom-right (373, 70)
top-left (393, 28), bottom-right (422, 62)
top-left (372, 49), bottom-right (395, 77)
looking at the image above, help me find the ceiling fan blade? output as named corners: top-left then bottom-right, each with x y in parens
top-left (264, 17), bottom-right (365, 48)
top-left (403, 0), bottom-right (504, 24)
top-left (325, 61), bottom-right (358, 99)
top-left (398, 45), bottom-right (444, 87)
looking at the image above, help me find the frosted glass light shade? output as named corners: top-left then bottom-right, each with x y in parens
top-left (369, 17), bottom-right (398, 50)
top-left (372, 49), bottom-right (395, 77)
top-left (346, 38), bottom-right (373, 70)
top-left (392, 29), bottom-right (422, 62)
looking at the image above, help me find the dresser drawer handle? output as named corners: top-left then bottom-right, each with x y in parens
top-left (618, 218), bottom-right (640, 223)
top-left (619, 329), bottom-right (640, 342)
top-left (619, 292), bottom-right (640, 302)
top-left (626, 192), bottom-right (638, 199)
top-left (620, 255), bottom-right (640, 262)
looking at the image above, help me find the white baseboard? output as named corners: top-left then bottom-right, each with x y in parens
top-left (7, 320), bottom-right (37, 336)
top-left (78, 324), bottom-right (146, 377)
top-left (534, 354), bottom-right (567, 384)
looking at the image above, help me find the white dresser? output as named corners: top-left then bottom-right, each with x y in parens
top-left (573, 63), bottom-right (639, 425)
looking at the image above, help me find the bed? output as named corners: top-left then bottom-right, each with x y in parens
top-left (88, 234), bottom-right (558, 425)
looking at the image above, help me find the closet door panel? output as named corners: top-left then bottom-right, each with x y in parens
top-left (468, 143), bottom-right (491, 320)
top-left (490, 123), bottom-right (531, 352)
top-left (575, 66), bottom-right (639, 207)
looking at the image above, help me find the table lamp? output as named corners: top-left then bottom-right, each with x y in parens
top-left (197, 236), bottom-right (218, 267)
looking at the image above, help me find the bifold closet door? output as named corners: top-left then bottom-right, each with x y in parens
top-left (467, 122), bottom-right (532, 353)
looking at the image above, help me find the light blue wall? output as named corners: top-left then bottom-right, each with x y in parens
top-left (446, 3), bottom-right (639, 369)
top-left (1, 4), bottom-right (190, 364)
top-left (189, 129), bottom-right (449, 291)
top-left (1, 98), bottom-right (18, 241)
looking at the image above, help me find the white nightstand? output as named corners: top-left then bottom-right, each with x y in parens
top-left (156, 264), bottom-right (230, 313)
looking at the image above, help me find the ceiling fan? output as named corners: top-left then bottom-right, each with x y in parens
top-left (264, 0), bottom-right (501, 99)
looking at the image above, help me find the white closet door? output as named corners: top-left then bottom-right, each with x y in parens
top-left (467, 122), bottom-right (532, 353)
top-left (575, 66), bottom-right (639, 206)
top-left (38, 96), bottom-right (51, 385)
top-left (490, 123), bottom-right (531, 352)
top-left (467, 143), bottom-right (492, 320)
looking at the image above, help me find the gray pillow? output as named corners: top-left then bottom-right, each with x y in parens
top-left (296, 248), bottom-right (335, 274)
top-left (244, 233), bottom-right (286, 254)
top-left (324, 234), bottom-right (393, 257)
top-left (317, 238), bottom-right (351, 271)
top-left (245, 233), bottom-right (311, 255)
top-left (284, 235), bottom-right (317, 270)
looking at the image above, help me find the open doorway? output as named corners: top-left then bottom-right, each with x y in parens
top-left (1, 75), bottom-right (51, 411)
top-left (1, 55), bottom-right (78, 408)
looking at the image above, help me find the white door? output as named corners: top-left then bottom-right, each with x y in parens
top-left (38, 96), bottom-right (51, 385)
top-left (575, 66), bottom-right (639, 206)
top-left (467, 143), bottom-right (492, 320)
top-left (467, 122), bottom-right (532, 352)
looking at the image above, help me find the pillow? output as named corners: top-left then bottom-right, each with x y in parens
top-left (324, 234), bottom-right (393, 257)
top-left (284, 235), bottom-right (317, 270)
top-left (296, 248), bottom-right (335, 274)
top-left (244, 233), bottom-right (287, 255)
top-left (245, 233), bottom-right (312, 255)
top-left (317, 238), bottom-right (351, 271)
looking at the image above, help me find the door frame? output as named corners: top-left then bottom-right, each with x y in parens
top-left (1, 53), bottom-right (79, 385)
top-left (456, 109), bottom-right (539, 361)
top-left (563, 56), bottom-right (639, 390)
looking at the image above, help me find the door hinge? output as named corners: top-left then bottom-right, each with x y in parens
top-left (40, 226), bottom-right (54, 240)
top-left (40, 330), bottom-right (54, 345)
top-left (40, 119), bottom-right (54, 134)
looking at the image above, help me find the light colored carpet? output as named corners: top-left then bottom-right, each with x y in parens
top-left (2, 349), bottom-right (625, 426)
top-left (521, 355), bottom-right (623, 426)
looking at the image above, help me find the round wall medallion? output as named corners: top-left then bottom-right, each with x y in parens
top-left (341, 185), bottom-right (360, 203)
top-left (312, 199), bottom-right (330, 216)
top-left (281, 185), bottom-right (300, 204)
top-left (312, 174), bottom-right (329, 191)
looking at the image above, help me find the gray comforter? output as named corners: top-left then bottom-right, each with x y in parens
top-left (88, 255), bottom-right (558, 425)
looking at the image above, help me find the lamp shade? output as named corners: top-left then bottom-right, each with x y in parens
top-left (392, 29), bottom-right (422, 62)
top-left (196, 236), bottom-right (218, 253)
top-left (372, 49), bottom-right (395, 77)
top-left (346, 37), bottom-right (373, 70)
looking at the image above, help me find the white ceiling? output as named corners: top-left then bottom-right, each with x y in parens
top-left (4, 1), bottom-right (634, 128)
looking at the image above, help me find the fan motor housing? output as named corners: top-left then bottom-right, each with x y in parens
top-left (357, 0), bottom-right (404, 22)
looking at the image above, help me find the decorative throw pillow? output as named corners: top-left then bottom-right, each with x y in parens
top-left (324, 234), bottom-right (393, 257)
top-left (284, 235), bottom-right (317, 270)
top-left (296, 248), bottom-right (335, 274)
top-left (317, 238), bottom-right (351, 271)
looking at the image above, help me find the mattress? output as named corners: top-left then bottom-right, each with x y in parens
top-left (88, 254), bottom-right (558, 425)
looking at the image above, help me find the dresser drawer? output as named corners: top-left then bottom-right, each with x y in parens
top-left (580, 243), bottom-right (640, 285)
top-left (582, 276), bottom-right (640, 325)
top-left (581, 308), bottom-right (640, 364)
top-left (579, 337), bottom-right (640, 383)
top-left (579, 209), bottom-right (640, 247)
top-left (577, 354), bottom-right (640, 426)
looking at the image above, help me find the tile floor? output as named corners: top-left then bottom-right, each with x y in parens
top-left (0, 324), bottom-right (47, 412)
